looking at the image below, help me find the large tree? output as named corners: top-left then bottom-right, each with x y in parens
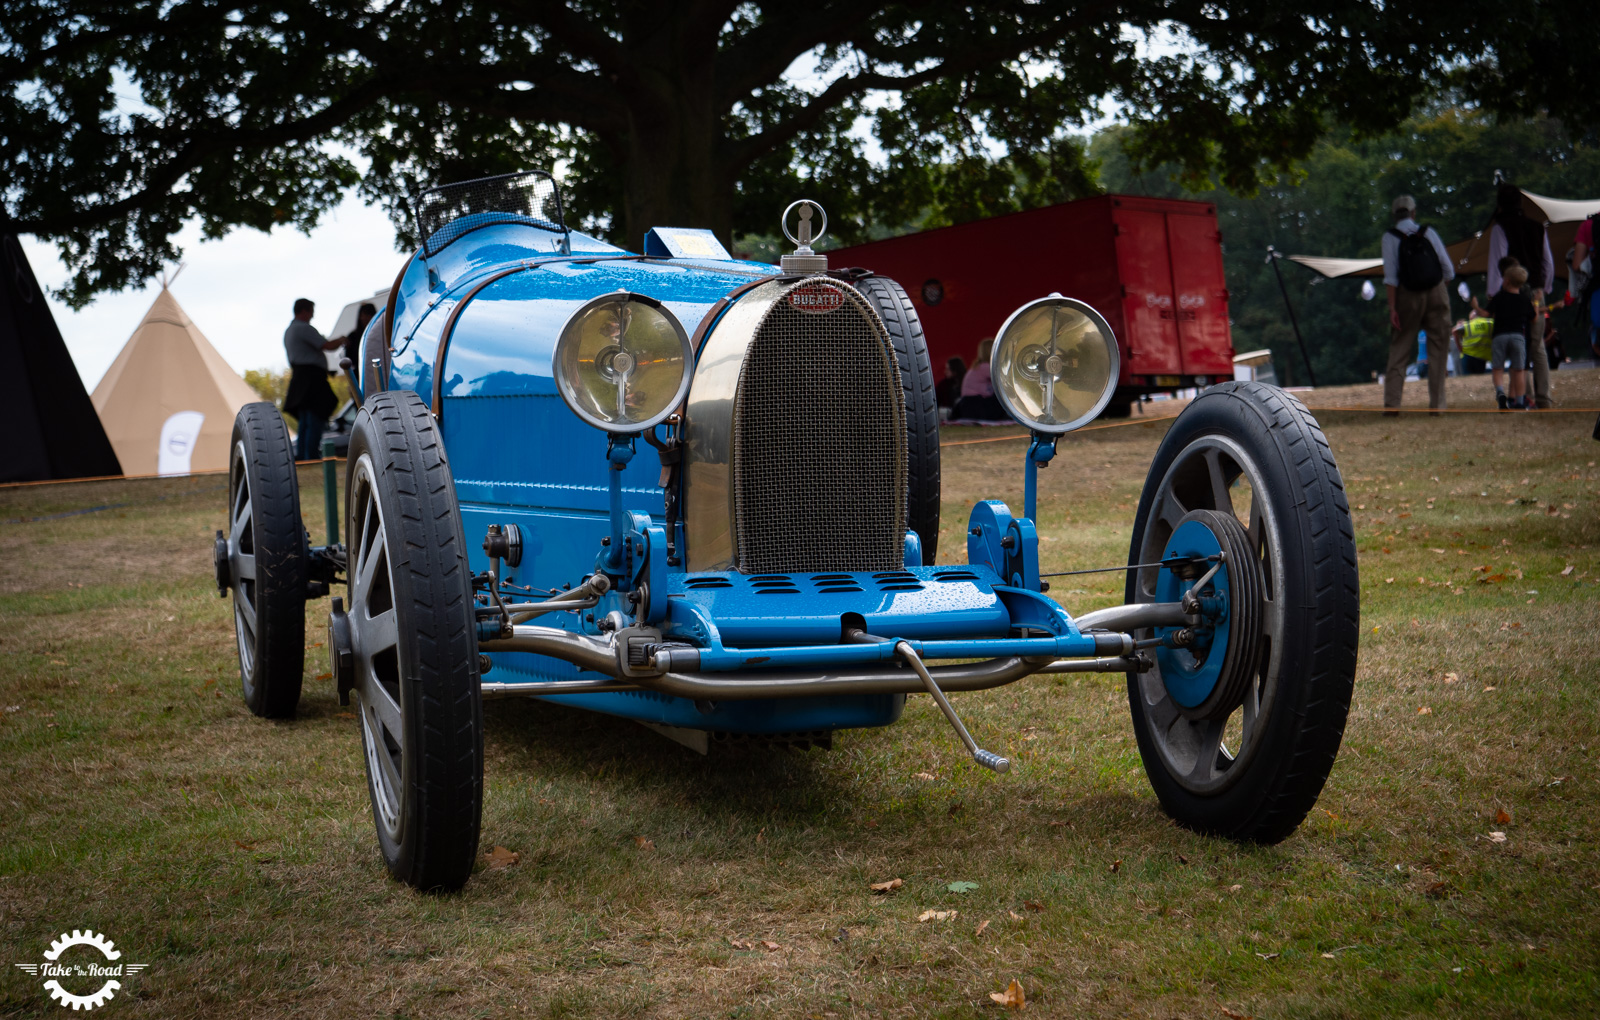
top-left (3, 1), bottom-right (1592, 305)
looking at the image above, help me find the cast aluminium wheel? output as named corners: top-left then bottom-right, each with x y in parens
top-left (1125, 382), bottom-right (1359, 843)
top-left (345, 389), bottom-right (482, 891)
top-left (227, 402), bottom-right (306, 718)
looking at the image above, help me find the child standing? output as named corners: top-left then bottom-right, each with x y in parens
top-left (1488, 265), bottom-right (1537, 410)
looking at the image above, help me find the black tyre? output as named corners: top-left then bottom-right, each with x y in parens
top-left (345, 389), bottom-right (482, 891)
top-left (1124, 382), bottom-right (1358, 843)
top-left (226, 402), bottom-right (307, 718)
top-left (857, 275), bottom-right (940, 562)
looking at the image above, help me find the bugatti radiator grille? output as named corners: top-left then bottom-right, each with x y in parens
top-left (732, 279), bottom-right (906, 573)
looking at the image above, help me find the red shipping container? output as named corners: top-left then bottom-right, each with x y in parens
top-left (828, 195), bottom-right (1235, 412)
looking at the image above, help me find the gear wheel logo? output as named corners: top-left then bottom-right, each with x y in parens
top-left (12, 929), bottom-right (148, 1011)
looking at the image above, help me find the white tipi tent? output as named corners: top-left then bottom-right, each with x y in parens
top-left (91, 286), bottom-right (261, 476)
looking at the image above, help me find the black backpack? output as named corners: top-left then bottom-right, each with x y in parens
top-left (1388, 225), bottom-right (1444, 291)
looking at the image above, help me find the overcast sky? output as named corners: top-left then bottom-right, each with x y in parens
top-left (20, 195), bottom-right (402, 391)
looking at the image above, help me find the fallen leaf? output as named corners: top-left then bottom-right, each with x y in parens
top-left (233, 840), bottom-right (255, 850)
top-left (917, 909), bottom-right (957, 922)
top-left (1024, 900), bottom-right (1045, 912)
top-left (1425, 880), bottom-right (1450, 897)
top-left (1321, 952), bottom-right (1336, 959)
top-left (1385, 577), bottom-right (1394, 584)
top-left (1109, 859), bottom-right (1122, 873)
top-left (1177, 854), bottom-right (1190, 864)
top-left (755, 827), bottom-right (766, 844)
top-left (1047, 821), bottom-right (1067, 828)
top-left (483, 845), bottom-right (520, 869)
top-left (1430, 548), bottom-right (1446, 554)
top-left (1255, 952), bottom-right (1279, 960)
top-left (913, 772), bottom-right (937, 782)
top-left (1444, 673), bottom-right (1458, 684)
top-left (1008, 910), bottom-right (1025, 921)
top-left (1495, 808), bottom-right (1512, 825)
top-left (975, 919), bottom-right (991, 937)
top-left (314, 672), bottom-right (332, 682)
top-left (1220, 1008), bottom-right (1254, 1020)
top-left (633, 836), bottom-right (655, 851)
top-left (946, 881), bottom-right (979, 894)
top-left (760, 940), bottom-right (781, 952)
top-left (1488, 831), bottom-right (1507, 843)
top-left (1417, 706), bottom-right (1432, 715)
top-left (336, 711), bottom-right (355, 719)
top-left (1483, 686), bottom-right (1496, 692)
top-left (1561, 565), bottom-right (1575, 576)
top-left (1228, 884), bottom-right (1242, 892)
top-left (728, 937), bottom-right (753, 950)
top-left (989, 978), bottom-right (1026, 1010)
top-left (869, 878), bottom-right (903, 893)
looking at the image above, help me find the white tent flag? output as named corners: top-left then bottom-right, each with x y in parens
top-left (157, 411), bottom-right (206, 476)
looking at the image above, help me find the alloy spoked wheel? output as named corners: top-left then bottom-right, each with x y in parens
top-left (348, 454), bottom-right (405, 845)
top-left (1131, 436), bottom-right (1284, 794)
top-left (1125, 382), bottom-right (1359, 843)
top-left (226, 402), bottom-right (306, 718)
top-left (345, 388), bottom-right (482, 891)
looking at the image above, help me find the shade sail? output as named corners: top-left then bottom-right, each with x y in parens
top-left (1289, 188), bottom-right (1598, 282)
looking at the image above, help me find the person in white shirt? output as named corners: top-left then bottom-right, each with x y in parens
top-left (1382, 195), bottom-right (1454, 413)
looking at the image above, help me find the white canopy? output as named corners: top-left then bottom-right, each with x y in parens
top-left (1290, 187), bottom-right (1598, 281)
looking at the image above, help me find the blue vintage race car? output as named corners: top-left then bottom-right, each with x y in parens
top-left (215, 171), bottom-right (1359, 891)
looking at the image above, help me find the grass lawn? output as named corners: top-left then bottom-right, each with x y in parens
top-left (2, 375), bottom-right (1597, 1018)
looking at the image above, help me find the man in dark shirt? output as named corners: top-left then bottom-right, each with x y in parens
top-left (282, 298), bottom-right (343, 460)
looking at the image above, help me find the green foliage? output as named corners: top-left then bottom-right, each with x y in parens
top-left (1093, 109), bottom-right (1600, 386)
top-left (7, 2), bottom-right (1596, 304)
top-left (242, 368), bottom-right (289, 408)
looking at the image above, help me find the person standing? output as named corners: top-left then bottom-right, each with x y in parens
top-left (1382, 195), bottom-right (1454, 414)
top-left (1487, 185), bottom-right (1555, 407)
top-left (1459, 312), bottom-right (1494, 375)
top-left (1487, 265), bottom-right (1536, 410)
top-left (282, 298), bottom-right (342, 460)
top-left (339, 302), bottom-right (377, 379)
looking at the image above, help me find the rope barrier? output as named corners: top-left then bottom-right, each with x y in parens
top-left (938, 404), bottom-right (1600, 447)
top-left (0, 457), bottom-right (345, 490)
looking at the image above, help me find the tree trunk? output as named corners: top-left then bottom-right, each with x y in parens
top-left (612, 15), bottom-right (734, 250)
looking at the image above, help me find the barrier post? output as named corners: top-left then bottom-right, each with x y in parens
top-left (321, 436), bottom-right (339, 546)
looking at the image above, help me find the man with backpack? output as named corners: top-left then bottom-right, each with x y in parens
top-left (1383, 195), bottom-right (1455, 414)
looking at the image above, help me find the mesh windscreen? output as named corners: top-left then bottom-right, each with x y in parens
top-left (732, 280), bottom-right (906, 574)
top-left (413, 171), bottom-right (565, 256)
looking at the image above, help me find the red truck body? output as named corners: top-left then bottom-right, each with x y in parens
top-left (828, 194), bottom-right (1235, 406)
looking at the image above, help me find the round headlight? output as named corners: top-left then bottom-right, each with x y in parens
top-left (991, 295), bottom-right (1120, 433)
top-left (553, 293), bottom-right (693, 433)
